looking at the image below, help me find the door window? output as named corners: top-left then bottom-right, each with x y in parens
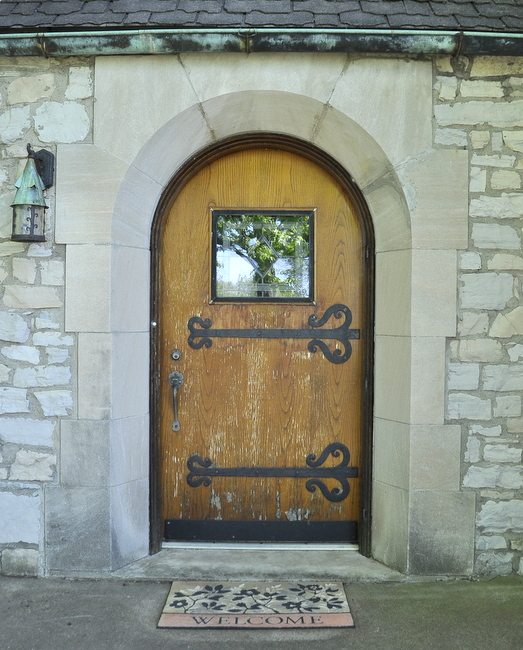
top-left (212, 209), bottom-right (314, 301)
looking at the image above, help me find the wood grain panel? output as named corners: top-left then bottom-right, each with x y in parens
top-left (159, 148), bottom-right (365, 535)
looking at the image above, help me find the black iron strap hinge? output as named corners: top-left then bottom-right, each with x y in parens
top-left (187, 443), bottom-right (358, 503)
top-left (188, 303), bottom-right (359, 364)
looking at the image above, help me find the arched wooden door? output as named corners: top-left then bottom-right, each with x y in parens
top-left (156, 141), bottom-right (371, 544)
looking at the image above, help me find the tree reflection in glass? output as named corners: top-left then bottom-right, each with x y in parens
top-left (214, 211), bottom-right (312, 300)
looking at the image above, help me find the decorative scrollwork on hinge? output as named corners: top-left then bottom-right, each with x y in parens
top-left (304, 442), bottom-right (353, 502)
top-left (187, 303), bottom-right (359, 364)
top-left (186, 443), bottom-right (358, 503)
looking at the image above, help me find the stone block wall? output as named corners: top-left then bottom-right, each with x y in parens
top-left (0, 57), bottom-right (93, 576)
top-left (1, 51), bottom-right (523, 578)
top-left (435, 56), bottom-right (523, 576)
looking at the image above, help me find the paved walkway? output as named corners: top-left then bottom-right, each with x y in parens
top-left (1, 575), bottom-right (522, 650)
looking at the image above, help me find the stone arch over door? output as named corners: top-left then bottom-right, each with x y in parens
top-left (84, 88), bottom-right (472, 575)
top-left (108, 90), bottom-right (418, 571)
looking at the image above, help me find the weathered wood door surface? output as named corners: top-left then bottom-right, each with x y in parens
top-left (159, 146), bottom-right (365, 542)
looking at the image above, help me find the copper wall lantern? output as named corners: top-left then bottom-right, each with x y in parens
top-left (11, 144), bottom-right (54, 242)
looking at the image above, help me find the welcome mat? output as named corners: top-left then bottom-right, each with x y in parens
top-left (158, 581), bottom-right (354, 629)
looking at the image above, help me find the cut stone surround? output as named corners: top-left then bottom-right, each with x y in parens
top-left (62, 53), bottom-right (466, 577)
top-left (2, 52), bottom-right (521, 578)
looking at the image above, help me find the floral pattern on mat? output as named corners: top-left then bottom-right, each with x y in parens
top-left (164, 581), bottom-right (350, 615)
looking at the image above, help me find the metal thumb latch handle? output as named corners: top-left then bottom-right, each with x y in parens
top-left (168, 371), bottom-right (184, 431)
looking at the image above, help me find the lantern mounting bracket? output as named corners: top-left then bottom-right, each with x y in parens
top-left (28, 144), bottom-right (54, 189)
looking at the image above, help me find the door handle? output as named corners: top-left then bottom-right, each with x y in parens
top-left (168, 371), bottom-right (184, 431)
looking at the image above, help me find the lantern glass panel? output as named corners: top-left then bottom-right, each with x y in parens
top-left (12, 204), bottom-right (46, 242)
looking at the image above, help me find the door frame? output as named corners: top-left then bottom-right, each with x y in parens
top-left (149, 133), bottom-right (375, 556)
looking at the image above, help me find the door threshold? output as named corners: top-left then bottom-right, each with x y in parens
top-left (162, 541), bottom-right (359, 551)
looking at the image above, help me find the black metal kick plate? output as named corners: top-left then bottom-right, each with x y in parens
top-left (165, 519), bottom-right (358, 543)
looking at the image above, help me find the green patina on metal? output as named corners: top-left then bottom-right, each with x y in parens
top-left (0, 30), bottom-right (246, 57)
top-left (0, 28), bottom-right (522, 58)
top-left (11, 156), bottom-right (46, 208)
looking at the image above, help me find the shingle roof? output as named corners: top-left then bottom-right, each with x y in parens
top-left (1, 1), bottom-right (523, 34)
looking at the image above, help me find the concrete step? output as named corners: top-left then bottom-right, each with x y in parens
top-left (113, 546), bottom-right (404, 583)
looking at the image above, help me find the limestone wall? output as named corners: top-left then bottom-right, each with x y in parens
top-left (435, 56), bottom-right (523, 576)
top-left (0, 58), bottom-right (93, 576)
top-left (0, 52), bottom-right (522, 577)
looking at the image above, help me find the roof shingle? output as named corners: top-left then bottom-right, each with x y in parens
top-left (1, 1), bottom-right (522, 33)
